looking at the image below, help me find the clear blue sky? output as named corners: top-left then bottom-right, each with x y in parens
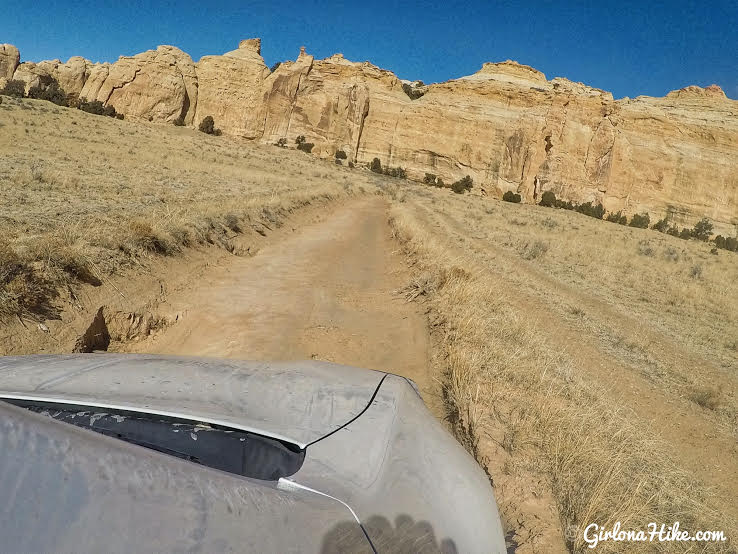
top-left (2, 0), bottom-right (736, 99)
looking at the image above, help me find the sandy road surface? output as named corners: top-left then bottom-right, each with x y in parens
top-left (125, 196), bottom-right (438, 411)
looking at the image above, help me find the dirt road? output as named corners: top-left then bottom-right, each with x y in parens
top-left (125, 196), bottom-right (437, 410)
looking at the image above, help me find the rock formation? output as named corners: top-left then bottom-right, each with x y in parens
top-left (194, 38), bottom-right (269, 136)
top-left (0, 44), bottom-right (20, 85)
top-left (4, 40), bottom-right (737, 232)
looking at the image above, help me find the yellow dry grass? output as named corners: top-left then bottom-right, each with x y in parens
top-left (0, 95), bottom-right (374, 321)
top-left (389, 184), bottom-right (737, 552)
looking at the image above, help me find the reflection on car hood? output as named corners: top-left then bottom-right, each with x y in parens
top-left (0, 354), bottom-right (386, 448)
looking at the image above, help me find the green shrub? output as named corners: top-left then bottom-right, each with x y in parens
top-left (335, 150), bottom-right (347, 160)
top-left (606, 211), bottom-right (628, 225)
top-left (539, 190), bottom-right (556, 207)
top-left (78, 100), bottom-right (119, 118)
top-left (667, 225), bottom-right (680, 237)
top-left (714, 235), bottom-right (738, 252)
top-left (651, 217), bottom-right (669, 233)
top-left (370, 158), bottom-right (382, 174)
top-left (679, 228), bottom-right (692, 240)
top-left (28, 78), bottom-right (68, 106)
top-left (401, 82), bottom-right (425, 100)
top-left (629, 213), bottom-right (650, 229)
top-left (451, 176), bottom-right (473, 194)
top-left (198, 115), bottom-right (220, 135)
top-left (576, 202), bottom-right (605, 219)
top-left (382, 166), bottom-right (407, 179)
top-left (502, 190), bottom-right (521, 203)
top-left (79, 99), bottom-right (105, 115)
top-left (1, 79), bottom-right (25, 98)
top-left (690, 218), bottom-right (713, 241)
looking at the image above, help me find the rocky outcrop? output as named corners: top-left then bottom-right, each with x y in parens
top-left (11, 57), bottom-right (94, 96)
top-left (194, 38), bottom-right (269, 136)
top-left (0, 43), bottom-right (19, 85)
top-left (4, 40), bottom-right (737, 232)
top-left (82, 46), bottom-right (197, 123)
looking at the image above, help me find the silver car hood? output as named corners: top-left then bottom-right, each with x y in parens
top-left (0, 354), bottom-right (386, 448)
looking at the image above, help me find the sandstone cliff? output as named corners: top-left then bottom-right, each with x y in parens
top-left (0, 44), bottom-right (20, 86)
top-left (4, 40), bottom-right (737, 232)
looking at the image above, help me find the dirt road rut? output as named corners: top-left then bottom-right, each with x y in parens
top-left (126, 197), bottom-right (436, 408)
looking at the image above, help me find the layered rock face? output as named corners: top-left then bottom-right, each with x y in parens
top-left (0, 44), bottom-right (20, 85)
top-left (12, 57), bottom-right (94, 95)
top-left (194, 38), bottom-right (269, 136)
top-left (4, 40), bottom-right (737, 231)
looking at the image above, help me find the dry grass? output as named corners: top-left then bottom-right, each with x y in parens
top-left (0, 95), bottom-right (377, 321)
top-left (389, 185), bottom-right (737, 552)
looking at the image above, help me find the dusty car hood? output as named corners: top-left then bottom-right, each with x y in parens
top-left (0, 354), bottom-right (386, 448)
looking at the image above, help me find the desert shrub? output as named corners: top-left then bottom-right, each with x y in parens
top-left (576, 201), bottom-right (605, 219)
top-left (637, 240), bottom-right (654, 257)
top-left (127, 221), bottom-right (172, 255)
top-left (629, 213), bottom-right (650, 229)
top-left (78, 100), bottom-right (119, 118)
top-left (28, 78), bottom-right (68, 106)
top-left (689, 264), bottom-right (703, 279)
top-left (401, 82), bottom-right (425, 100)
top-left (295, 135), bottom-right (306, 145)
top-left (451, 176), bottom-right (473, 194)
top-left (335, 150), bottom-right (347, 160)
top-left (1, 79), bottom-right (25, 98)
top-left (606, 211), bottom-right (628, 225)
top-left (0, 239), bottom-right (56, 320)
top-left (198, 115), bottom-right (221, 135)
top-left (690, 218), bottom-right (713, 241)
top-left (424, 173), bottom-right (445, 188)
top-left (383, 166), bottom-right (407, 179)
top-left (553, 198), bottom-right (575, 210)
top-left (297, 141), bottom-right (314, 153)
top-left (522, 240), bottom-right (549, 260)
top-left (223, 214), bottom-right (241, 233)
top-left (502, 190), bottom-right (521, 203)
top-left (651, 217), bottom-right (669, 233)
top-left (370, 158), bottom-right (382, 174)
top-left (539, 190), bottom-right (556, 207)
top-left (679, 228), bottom-right (692, 240)
top-left (275, 138), bottom-right (287, 147)
top-left (689, 387), bottom-right (721, 410)
top-left (173, 117), bottom-right (185, 126)
top-left (715, 235), bottom-right (738, 252)
top-left (79, 100), bottom-right (104, 115)
top-left (667, 225), bottom-right (680, 237)
top-left (348, 161), bottom-right (355, 168)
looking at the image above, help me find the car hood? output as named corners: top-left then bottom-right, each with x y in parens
top-left (0, 354), bottom-right (386, 448)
